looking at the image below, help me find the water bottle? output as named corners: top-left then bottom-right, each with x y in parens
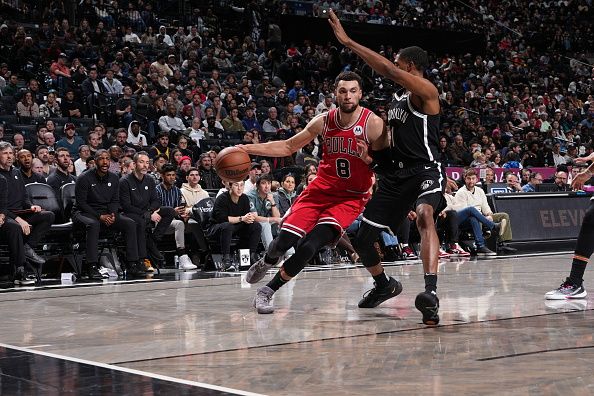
top-left (174, 255), bottom-right (179, 269)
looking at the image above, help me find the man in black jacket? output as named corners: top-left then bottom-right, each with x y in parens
top-left (81, 68), bottom-right (107, 97)
top-left (72, 149), bottom-right (143, 278)
top-left (0, 173), bottom-right (33, 285)
top-left (0, 142), bottom-right (54, 267)
top-left (119, 151), bottom-right (175, 270)
top-left (46, 147), bottom-right (76, 194)
top-left (198, 153), bottom-right (222, 190)
top-left (82, 68), bottom-right (108, 119)
top-left (209, 180), bottom-right (261, 271)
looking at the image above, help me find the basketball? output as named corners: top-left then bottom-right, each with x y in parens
top-left (214, 147), bottom-right (251, 182)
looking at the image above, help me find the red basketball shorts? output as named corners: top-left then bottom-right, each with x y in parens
top-left (281, 185), bottom-right (370, 238)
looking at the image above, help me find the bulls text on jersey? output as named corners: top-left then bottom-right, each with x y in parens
top-left (323, 136), bottom-right (359, 157)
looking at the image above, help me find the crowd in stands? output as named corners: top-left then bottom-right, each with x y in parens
top-left (0, 0), bottom-right (593, 282)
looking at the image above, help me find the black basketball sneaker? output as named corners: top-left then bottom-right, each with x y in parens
top-left (358, 277), bottom-right (403, 308)
top-left (415, 290), bottom-right (440, 325)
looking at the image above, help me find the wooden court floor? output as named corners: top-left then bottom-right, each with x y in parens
top-left (0, 253), bottom-right (592, 395)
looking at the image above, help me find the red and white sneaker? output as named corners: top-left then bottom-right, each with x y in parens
top-left (438, 248), bottom-right (451, 259)
top-left (447, 243), bottom-right (470, 257)
top-left (401, 246), bottom-right (418, 260)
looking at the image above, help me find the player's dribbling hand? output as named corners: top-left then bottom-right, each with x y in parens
top-left (235, 144), bottom-right (251, 154)
top-left (573, 153), bottom-right (594, 164)
top-left (327, 10), bottom-right (350, 46)
top-left (572, 171), bottom-right (592, 191)
top-left (446, 178), bottom-right (459, 192)
top-left (356, 139), bottom-right (372, 165)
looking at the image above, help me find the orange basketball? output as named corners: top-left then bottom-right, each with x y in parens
top-left (214, 147), bottom-right (251, 182)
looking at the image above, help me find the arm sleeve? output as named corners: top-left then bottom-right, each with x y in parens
top-left (75, 176), bottom-right (101, 218)
top-left (212, 194), bottom-right (230, 223)
top-left (240, 195), bottom-right (251, 214)
top-left (158, 116), bottom-right (169, 132)
top-left (454, 189), bottom-right (469, 209)
top-left (480, 191), bottom-right (493, 216)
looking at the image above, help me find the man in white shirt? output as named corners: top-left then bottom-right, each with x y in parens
top-left (102, 69), bottom-right (123, 94)
top-left (201, 113), bottom-right (224, 131)
top-left (454, 168), bottom-right (515, 253)
top-left (127, 120), bottom-right (148, 147)
top-left (150, 54), bottom-right (174, 77)
top-left (188, 117), bottom-right (205, 147)
top-left (158, 104), bottom-right (185, 134)
top-left (74, 145), bottom-right (91, 175)
top-left (123, 27), bottom-right (140, 44)
top-left (157, 26), bottom-right (174, 47)
top-left (552, 142), bottom-right (568, 167)
top-left (243, 162), bottom-right (261, 194)
top-left (315, 94), bottom-right (336, 115)
top-left (184, 26), bottom-right (202, 47)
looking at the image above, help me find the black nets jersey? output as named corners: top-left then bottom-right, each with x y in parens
top-left (387, 92), bottom-right (441, 164)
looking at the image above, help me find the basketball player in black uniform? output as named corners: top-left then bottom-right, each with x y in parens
top-left (329, 10), bottom-right (444, 325)
top-left (545, 162), bottom-right (594, 300)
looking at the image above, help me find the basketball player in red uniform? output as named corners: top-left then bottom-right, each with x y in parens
top-left (238, 71), bottom-right (387, 314)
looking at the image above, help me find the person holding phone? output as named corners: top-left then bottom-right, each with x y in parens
top-left (156, 164), bottom-right (197, 270)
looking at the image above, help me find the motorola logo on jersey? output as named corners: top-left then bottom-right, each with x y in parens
top-left (353, 126), bottom-right (363, 136)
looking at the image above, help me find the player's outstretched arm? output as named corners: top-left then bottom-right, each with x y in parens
top-left (327, 10), bottom-right (438, 104)
top-left (238, 114), bottom-right (325, 158)
top-left (574, 152), bottom-right (594, 164)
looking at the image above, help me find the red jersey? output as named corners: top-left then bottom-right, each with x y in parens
top-left (313, 107), bottom-right (374, 196)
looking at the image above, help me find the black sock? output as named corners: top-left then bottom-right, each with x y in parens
top-left (372, 271), bottom-right (390, 288)
top-left (569, 256), bottom-right (588, 286)
top-left (264, 253), bottom-right (279, 265)
top-left (424, 273), bottom-right (437, 293)
top-left (266, 271), bottom-right (288, 292)
top-left (176, 248), bottom-right (186, 256)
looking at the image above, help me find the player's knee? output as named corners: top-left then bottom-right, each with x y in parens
top-left (268, 231), bottom-right (299, 257)
top-left (302, 239), bottom-right (322, 259)
top-left (349, 221), bottom-right (383, 266)
top-left (357, 243), bottom-right (380, 267)
top-left (415, 205), bottom-right (434, 229)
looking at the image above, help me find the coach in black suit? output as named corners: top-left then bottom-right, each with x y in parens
top-left (119, 151), bottom-right (175, 267)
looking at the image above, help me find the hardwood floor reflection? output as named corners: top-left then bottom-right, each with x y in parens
top-left (0, 253), bottom-right (591, 395)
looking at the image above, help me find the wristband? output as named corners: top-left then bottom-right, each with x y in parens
top-left (239, 216), bottom-right (243, 222)
top-left (270, 203), bottom-right (276, 207)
